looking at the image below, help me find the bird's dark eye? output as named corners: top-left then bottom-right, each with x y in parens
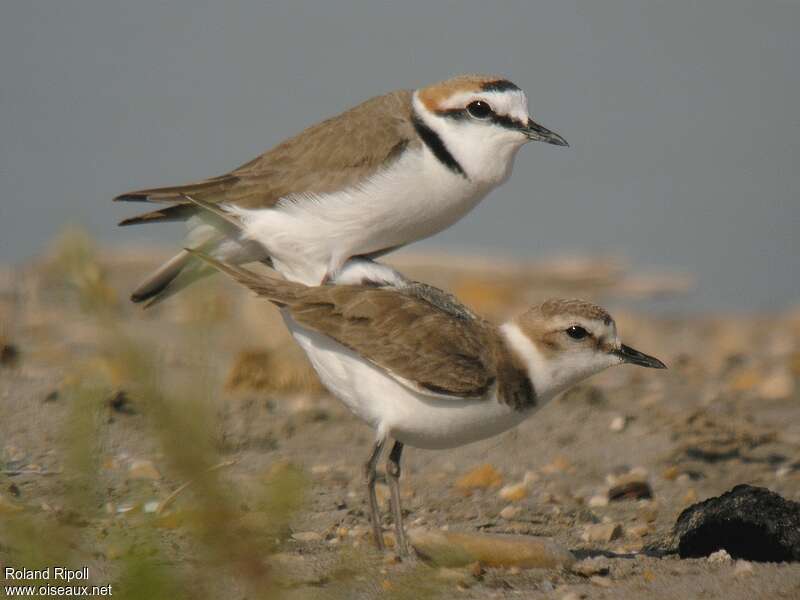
top-left (467, 100), bottom-right (493, 120)
top-left (566, 326), bottom-right (589, 340)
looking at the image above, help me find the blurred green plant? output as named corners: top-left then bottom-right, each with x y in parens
top-left (1, 227), bottom-right (449, 600)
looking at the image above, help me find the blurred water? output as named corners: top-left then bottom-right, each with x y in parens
top-left (0, 0), bottom-right (798, 311)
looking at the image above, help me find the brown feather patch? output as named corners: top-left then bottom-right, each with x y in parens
top-left (417, 74), bottom-right (512, 112)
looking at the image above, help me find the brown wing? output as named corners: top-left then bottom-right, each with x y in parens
top-left (287, 285), bottom-right (498, 399)
top-left (115, 90), bottom-right (418, 221)
top-left (185, 251), bottom-right (501, 400)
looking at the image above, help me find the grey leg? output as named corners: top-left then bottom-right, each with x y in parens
top-left (364, 439), bottom-right (386, 551)
top-left (386, 441), bottom-right (409, 556)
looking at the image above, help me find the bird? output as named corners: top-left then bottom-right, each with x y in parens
top-left (115, 73), bottom-right (568, 305)
top-left (188, 250), bottom-right (667, 556)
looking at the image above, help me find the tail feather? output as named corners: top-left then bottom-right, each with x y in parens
top-left (114, 174), bottom-right (236, 204)
top-left (119, 204), bottom-right (197, 226)
top-left (131, 250), bottom-right (191, 303)
top-left (186, 249), bottom-right (299, 306)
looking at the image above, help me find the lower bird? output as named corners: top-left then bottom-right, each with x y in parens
top-left (191, 251), bottom-right (666, 556)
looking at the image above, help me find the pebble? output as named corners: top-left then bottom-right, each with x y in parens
top-left (707, 549), bottom-right (732, 563)
top-left (662, 466), bottom-right (680, 481)
top-left (608, 480), bottom-right (653, 502)
top-left (588, 494), bottom-right (609, 508)
top-left (609, 415), bottom-right (627, 432)
top-left (541, 456), bottom-right (572, 475)
top-left (499, 482), bottom-right (528, 502)
top-left (454, 464), bottom-right (503, 494)
top-left (409, 529), bottom-right (574, 569)
top-left (499, 505), bottom-right (519, 520)
top-left (581, 523), bottom-right (622, 543)
top-left (292, 531), bottom-right (323, 543)
top-left (590, 575), bottom-right (613, 587)
top-left (143, 500), bottom-right (160, 514)
top-left (128, 459), bottom-right (161, 481)
top-left (571, 557), bottom-right (610, 577)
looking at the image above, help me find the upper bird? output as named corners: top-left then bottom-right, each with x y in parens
top-left (115, 74), bottom-right (567, 304)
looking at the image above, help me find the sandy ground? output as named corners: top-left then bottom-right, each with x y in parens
top-left (1, 238), bottom-right (799, 599)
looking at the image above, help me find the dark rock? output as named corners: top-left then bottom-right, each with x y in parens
top-left (673, 484), bottom-right (800, 562)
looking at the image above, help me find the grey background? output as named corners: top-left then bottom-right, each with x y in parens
top-left (1, 1), bottom-right (797, 312)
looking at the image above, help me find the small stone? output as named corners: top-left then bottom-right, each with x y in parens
top-left (608, 479), bottom-right (653, 502)
top-left (143, 500), bottom-right (160, 513)
top-left (455, 464), bottom-right (503, 494)
top-left (571, 557), bottom-right (610, 577)
top-left (541, 456), bottom-right (571, 474)
top-left (409, 529), bottom-right (574, 569)
top-left (128, 459), bottom-right (161, 480)
top-left (590, 575), bottom-right (613, 587)
top-left (708, 549), bottom-right (732, 563)
top-left (292, 531), bottom-right (323, 543)
top-left (582, 523), bottom-right (623, 544)
top-left (609, 415), bottom-right (627, 432)
top-left (499, 505), bottom-right (519, 520)
top-left (588, 494), bottom-right (609, 508)
top-left (662, 466), bottom-right (680, 481)
top-left (733, 560), bottom-right (754, 576)
top-left (499, 482), bottom-right (528, 502)
top-left (638, 503), bottom-right (659, 523)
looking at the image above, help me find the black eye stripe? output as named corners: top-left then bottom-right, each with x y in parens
top-left (434, 108), bottom-right (528, 132)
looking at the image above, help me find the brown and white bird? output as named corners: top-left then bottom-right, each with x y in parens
top-left (116, 74), bottom-right (567, 304)
top-left (190, 251), bottom-right (666, 556)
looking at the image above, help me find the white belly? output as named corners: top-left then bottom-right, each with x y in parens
top-left (285, 314), bottom-right (531, 450)
top-left (230, 149), bottom-right (489, 285)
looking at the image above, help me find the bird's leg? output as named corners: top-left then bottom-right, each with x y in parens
top-left (364, 439), bottom-right (386, 551)
top-left (385, 441), bottom-right (409, 556)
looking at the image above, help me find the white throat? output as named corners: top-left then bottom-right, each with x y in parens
top-left (500, 322), bottom-right (614, 401)
top-left (412, 94), bottom-right (526, 187)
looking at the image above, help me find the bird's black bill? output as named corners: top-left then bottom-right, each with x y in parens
top-left (525, 119), bottom-right (568, 146)
top-left (613, 344), bottom-right (667, 369)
